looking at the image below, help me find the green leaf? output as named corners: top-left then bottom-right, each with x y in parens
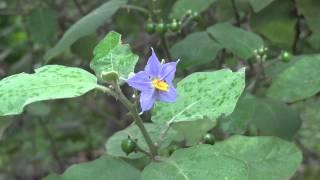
top-left (152, 68), bottom-right (245, 125)
top-left (26, 9), bottom-right (57, 45)
top-left (44, 155), bottom-right (140, 180)
top-left (172, 119), bottom-right (216, 146)
top-left (219, 93), bottom-right (257, 134)
top-left (251, 0), bottom-right (295, 49)
top-left (142, 136), bottom-right (302, 180)
top-left (267, 54), bottom-right (320, 102)
top-left (249, 0), bottom-right (275, 12)
top-left (90, 31), bottom-right (138, 82)
top-left (252, 98), bottom-right (301, 140)
top-left (44, 0), bottom-right (127, 61)
top-left (71, 34), bottom-right (98, 60)
top-left (170, 32), bottom-right (222, 68)
top-left (296, 0), bottom-right (320, 33)
top-left (170, 0), bottom-right (217, 18)
top-left (291, 97), bottom-right (320, 154)
top-left (207, 23), bottom-right (263, 59)
top-left (0, 65), bottom-right (97, 116)
top-left (213, 136), bottom-right (302, 180)
top-left (142, 145), bottom-right (248, 180)
top-left (106, 123), bottom-right (177, 159)
top-left (220, 93), bottom-right (301, 139)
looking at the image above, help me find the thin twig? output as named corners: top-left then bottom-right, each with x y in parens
top-left (121, 4), bottom-right (151, 17)
top-left (127, 136), bottom-right (153, 158)
top-left (231, 0), bottom-right (241, 26)
top-left (160, 35), bottom-right (172, 60)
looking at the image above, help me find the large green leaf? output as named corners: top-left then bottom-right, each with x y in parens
top-left (252, 98), bottom-right (301, 140)
top-left (170, 0), bottom-right (217, 18)
top-left (90, 31), bottom-right (138, 82)
top-left (142, 136), bottom-right (302, 180)
top-left (170, 32), bottom-right (222, 68)
top-left (251, 0), bottom-right (295, 49)
top-left (142, 144), bottom-right (248, 180)
top-left (296, 0), bottom-right (320, 34)
top-left (291, 97), bottom-right (320, 154)
top-left (249, 0), bottom-right (275, 12)
top-left (219, 93), bottom-right (257, 134)
top-left (106, 123), bottom-right (177, 159)
top-left (152, 68), bottom-right (245, 124)
top-left (44, 155), bottom-right (140, 180)
top-left (26, 9), bottom-right (57, 45)
top-left (0, 65), bottom-right (97, 116)
top-left (207, 23), bottom-right (263, 59)
top-left (267, 54), bottom-right (320, 102)
top-left (44, 0), bottom-right (127, 61)
top-left (220, 93), bottom-right (301, 139)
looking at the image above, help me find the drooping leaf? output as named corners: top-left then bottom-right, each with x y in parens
top-left (152, 68), bottom-right (245, 125)
top-left (267, 54), bottom-right (320, 102)
top-left (220, 93), bottom-right (301, 139)
top-left (207, 23), bottom-right (263, 59)
top-left (26, 9), bottom-right (58, 45)
top-left (44, 155), bottom-right (140, 180)
top-left (170, 0), bottom-right (217, 18)
top-left (251, 0), bottom-right (295, 49)
top-left (142, 136), bottom-right (302, 180)
top-left (44, 0), bottom-right (127, 61)
top-left (170, 32), bottom-right (222, 68)
top-left (249, 0), bottom-right (276, 12)
top-left (219, 93), bottom-right (257, 134)
top-left (0, 65), bottom-right (97, 116)
top-left (106, 123), bottom-right (177, 159)
top-left (252, 98), bottom-right (301, 140)
top-left (90, 31), bottom-right (138, 82)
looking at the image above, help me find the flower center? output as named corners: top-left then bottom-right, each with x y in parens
top-left (152, 79), bottom-right (169, 91)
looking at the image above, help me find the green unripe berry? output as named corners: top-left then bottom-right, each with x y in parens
top-left (202, 133), bottom-right (215, 145)
top-left (169, 19), bottom-right (180, 32)
top-left (121, 138), bottom-right (136, 155)
top-left (155, 22), bottom-right (167, 35)
top-left (280, 51), bottom-right (292, 63)
top-left (145, 23), bottom-right (155, 34)
top-left (191, 12), bottom-right (200, 21)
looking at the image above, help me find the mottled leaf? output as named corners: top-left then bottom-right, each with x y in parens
top-left (90, 31), bottom-right (138, 82)
top-left (0, 65), bottom-right (97, 116)
top-left (207, 23), bottom-right (263, 59)
top-left (267, 54), bottom-right (320, 102)
top-left (152, 68), bottom-right (245, 125)
top-left (44, 0), bottom-right (127, 61)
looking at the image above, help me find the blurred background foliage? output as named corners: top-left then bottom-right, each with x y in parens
top-left (0, 0), bottom-right (320, 179)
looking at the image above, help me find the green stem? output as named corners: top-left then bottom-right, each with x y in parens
top-left (160, 35), bottom-right (172, 60)
top-left (96, 83), bottom-right (158, 157)
top-left (121, 4), bottom-right (152, 16)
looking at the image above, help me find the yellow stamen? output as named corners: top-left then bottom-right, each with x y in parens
top-left (152, 79), bottom-right (169, 91)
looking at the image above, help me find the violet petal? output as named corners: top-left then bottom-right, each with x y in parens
top-left (127, 71), bottom-right (151, 91)
top-left (140, 88), bottom-right (156, 112)
top-left (145, 48), bottom-right (162, 77)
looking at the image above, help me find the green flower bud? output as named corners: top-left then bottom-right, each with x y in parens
top-left (145, 23), bottom-right (155, 34)
top-left (155, 22), bottom-right (167, 35)
top-left (121, 138), bottom-right (136, 155)
top-left (202, 133), bottom-right (215, 145)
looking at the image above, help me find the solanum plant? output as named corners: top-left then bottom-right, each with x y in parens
top-left (0, 30), bottom-right (302, 180)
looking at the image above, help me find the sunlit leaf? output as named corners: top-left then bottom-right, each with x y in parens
top-left (0, 65), bottom-right (97, 116)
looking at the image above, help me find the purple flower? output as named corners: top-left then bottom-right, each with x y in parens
top-left (127, 49), bottom-right (178, 112)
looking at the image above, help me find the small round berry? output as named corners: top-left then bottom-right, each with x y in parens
top-left (202, 133), bottom-right (215, 145)
top-left (121, 138), bottom-right (136, 155)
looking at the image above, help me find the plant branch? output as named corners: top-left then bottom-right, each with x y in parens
top-left (127, 136), bottom-right (153, 158)
top-left (231, 0), bottom-right (241, 26)
top-left (111, 81), bottom-right (158, 157)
